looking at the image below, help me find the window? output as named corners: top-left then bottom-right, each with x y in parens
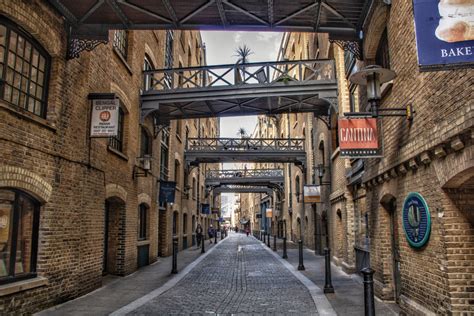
top-left (174, 159), bottom-right (180, 187)
top-left (140, 127), bottom-right (151, 157)
top-left (172, 211), bottom-right (178, 235)
top-left (344, 50), bottom-right (356, 76)
top-left (138, 204), bottom-right (147, 240)
top-left (295, 176), bottom-right (301, 203)
top-left (143, 55), bottom-right (154, 91)
top-left (176, 119), bottom-right (182, 138)
top-left (349, 84), bottom-right (357, 112)
top-left (164, 30), bottom-right (174, 88)
top-left (0, 18), bottom-right (50, 118)
top-left (109, 105), bottom-right (124, 152)
top-left (192, 177), bottom-right (196, 199)
top-left (183, 213), bottom-right (187, 234)
top-left (0, 189), bottom-right (40, 284)
top-left (113, 30), bottom-right (128, 60)
top-left (376, 29), bottom-right (390, 69)
top-left (160, 128), bottom-right (170, 181)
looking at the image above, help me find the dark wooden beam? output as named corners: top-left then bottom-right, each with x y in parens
top-left (106, 0), bottom-right (131, 27)
top-left (321, 2), bottom-right (356, 29)
top-left (161, 0), bottom-right (179, 26)
top-left (215, 0), bottom-right (228, 27)
top-left (118, 0), bottom-right (173, 23)
top-left (267, 0), bottom-right (274, 26)
top-left (275, 2), bottom-right (319, 26)
top-left (223, 0), bottom-right (269, 26)
top-left (180, 0), bottom-right (216, 24)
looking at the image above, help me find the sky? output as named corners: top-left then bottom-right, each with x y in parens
top-left (201, 30), bottom-right (283, 211)
top-left (201, 31), bottom-right (283, 138)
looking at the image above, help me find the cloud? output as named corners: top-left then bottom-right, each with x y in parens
top-left (256, 32), bottom-right (279, 42)
top-left (233, 31), bottom-right (245, 43)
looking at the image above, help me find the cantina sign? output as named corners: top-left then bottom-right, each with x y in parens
top-left (338, 118), bottom-right (380, 157)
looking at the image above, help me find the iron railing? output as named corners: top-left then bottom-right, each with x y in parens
top-left (143, 59), bottom-right (335, 93)
top-left (206, 169), bottom-right (284, 180)
top-left (186, 138), bottom-right (305, 152)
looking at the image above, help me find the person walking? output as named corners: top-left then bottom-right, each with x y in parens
top-left (195, 223), bottom-right (203, 249)
top-left (208, 225), bottom-right (214, 244)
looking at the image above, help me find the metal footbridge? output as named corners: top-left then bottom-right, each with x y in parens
top-left (185, 137), bottom-right (306, 166)
top-left (206, 168), bottom-right (284, 187)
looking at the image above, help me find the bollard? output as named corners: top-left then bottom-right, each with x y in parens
top-left (267, 233), bottom-right (271, 247)
top-left (323, 248), bottom-right (335, 293)
top-left (263, 232), bottom-right (266, 243)
top-left (201, 234), bottom-right (205, 254)
top-left (221, 229), bottom-right (224, 240)
top-left (282, 236), bottom-right (288, 259)
top-left (171, 235), bottom-right (178, 274)
top-left (214, 230), bottom-right (217, 244)
top-left (225, 230), bottom-right (228, 238)
top-left (297, 240), bottom-right (305, 270)
top-left (361, 267), bottom-right (376, 316)
top-left (273, 235), bottom-right (277, 251)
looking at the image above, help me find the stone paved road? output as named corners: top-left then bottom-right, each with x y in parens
top-left (125, 234), bottom-right (318, 315)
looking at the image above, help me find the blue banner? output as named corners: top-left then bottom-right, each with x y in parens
top-left (201, 203), bottom-right (210, 214)
top-left (159, 181), bottom-right (176, 204)
top-left (413, 0), bottom-right (474, 69)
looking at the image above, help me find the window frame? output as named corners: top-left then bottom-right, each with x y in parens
top-left (113, 30), bottom-right (128, 60)
top-left (138, 203), bottom-right (148, 241)
top-left (143, 55), bottom-right (154, 91)
top-left (140, 126), bottom-right (152, 157)
top-left (0, 16), bottom-right (51, 118)
top-left (0, 188), bottom-right (40, 285)
top-left (108, 105), bottom-right (125, 153)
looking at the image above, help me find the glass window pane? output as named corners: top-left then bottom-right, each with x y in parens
top-left (4, 85), bottom-right (12, 102)
top-left (37, 71), bottom-right (43, 84)
top-left (24, 42), bottom-right (31, 60)
top-left (19, 93), bottom-right (26, 108)
top-left (30, 67), bottom-right (37, 82)
top-left (12, 89), bottom-right (19, 105)
top-left (32, 50), bottom-right (38, 67)
top-left (38, 56), bottom-right (45, 71)
top-left (13, 74), bottom-right (21, 88)
top-left (34, 101), bottom-right (41, 116)
top-left (22, 61), bottom-right (29, 76)
top-left (17, 36), bottom-right (24, 57)
top-left (0, 47), bottom-right (4, 64)
top-left (27, 98), bottom-right (34, 112)
top-left (9, 31), bottom-right (17, 52)
top-left (7, 52), bottom-right (14, 68)
top-left (36, 86), bottom-right (42, 99)
top-left (15, 195), bottom-right (35, 275)
top-left (0, 190), bottom-right (15, 278)
top-left (0, 25), bottom-right (6, 46)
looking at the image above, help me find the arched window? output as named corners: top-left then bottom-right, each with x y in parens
top-left (138, 203), bottom-right (148, 240)
top-left (0, 189), bottom-right (40, 284)
top-left (183, 213), bottom-right (187, 234)
top-left (140, 126), bottom-right (152, 157)
top-left (113, 30), bottom-right (128, 60)
top-left (192, 177), bottom-right (196, 199)
top-left (295, 176), bottom-right (301, 203)
top-left (0, 17), bottom-right (50, 117)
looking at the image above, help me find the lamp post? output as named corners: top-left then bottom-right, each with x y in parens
top-left (348, 65), bottom-right (396, 118)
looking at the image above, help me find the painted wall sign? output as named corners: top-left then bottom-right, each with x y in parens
top-left (402, 192), bottom-right (431, 248)
top-left (265, 208), bottom-right (273, 218)
top-left (413, 0), bottom-right (474, 69)
top-left (304, 185), bottom-right (321, 203)
top-left (158, 181), bottom-right (176, 204)
top-left (90, 99), bottom-right (120, 137)
top-left (338, 118), bottom-right (380, 157)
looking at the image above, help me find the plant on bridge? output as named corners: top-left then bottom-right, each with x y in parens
top-left (236, 127), bottom-right (248, 138)
top-left (233, 45), bottom-right (254, 83)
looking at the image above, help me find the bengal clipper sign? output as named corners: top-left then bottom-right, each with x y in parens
top-left (338, 118), bottom-right (380, 157)
top-left (90, 99), bottom-right (120, 137)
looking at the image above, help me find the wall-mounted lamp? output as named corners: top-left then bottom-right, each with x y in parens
top-left (133, 155), bottom-right (152, 179)
top-left (349, 65), bottom-right (396, 117)
top-left (314, 164), bottom-right (331, 186)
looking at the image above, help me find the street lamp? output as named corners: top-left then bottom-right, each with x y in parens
top-left (349, 65), bottom-right (396, 117)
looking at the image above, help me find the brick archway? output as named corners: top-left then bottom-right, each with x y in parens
top-left (0, 165), bottom-right (52, 203)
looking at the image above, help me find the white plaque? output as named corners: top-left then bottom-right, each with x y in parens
top-left (90, 99), bottom-right (119, 137)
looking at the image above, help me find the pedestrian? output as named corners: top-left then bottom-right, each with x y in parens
top-left (245, 227), bottom-right (250, 237)
top-left (195, 223), bottom-right (203, 249)
top-left (208, 224), bottom-right (214, 244)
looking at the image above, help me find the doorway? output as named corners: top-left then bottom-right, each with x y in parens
top-left (103, 197), bottom-right (125, 275)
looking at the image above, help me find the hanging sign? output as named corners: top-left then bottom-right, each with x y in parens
top-left (402, 192), bottom-right (431, 248)
top-left (413, 0), bottom-right (474, 70)
top-left (158, 181), bottom-right (176, 204)
top-left (256, 214), bottom-right (262, 219)
top-left (201, 204), bottom-right (210, 215)
top-left (304, 185), bottom-right (321, 203)
top-left (90, 99), bottom-right (120, 137)
top-left (266, 208), bottom-right (273, 218)
top-left (339, 118), bottom-right (380, 157)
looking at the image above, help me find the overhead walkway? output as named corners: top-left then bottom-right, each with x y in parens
top-left (206, 168), bottom-right (284, 194)
top-left (185, 137), bottom-right (306, 166)
top-left (213, 185), bottom-right (273, 195)
top-left (140, 59), bottom-right (337, 122)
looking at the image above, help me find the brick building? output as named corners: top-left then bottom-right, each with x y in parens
top-left (283, 0), bottom-right (473, 314)
top-left (0, 0), bottom-right (217, 313)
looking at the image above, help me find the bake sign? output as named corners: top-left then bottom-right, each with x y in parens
top-left (413, 0), bottom-right (474, 69)
top-left (90, 99), bottom-right (120, 137)
top-left (402, 192), bottom-right (431, 248)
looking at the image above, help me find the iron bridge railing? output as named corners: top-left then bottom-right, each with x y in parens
top-left (186, 138), bottom-right (305, 152)
top-left (206, 169), bottom-right (284, 180)
top-left (143, 59), bottom-right (335, 93)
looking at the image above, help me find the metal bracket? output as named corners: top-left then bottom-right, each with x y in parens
top-left (330, 40), bottom-right (363, 60)
top-left (344, 104), bottom-right (415, 121)
top-left (315, 115), bottom-right (330, 129)
top-left (153, 119), bottom-right (169, 138)
top-left (67, 38), bottom-right (108, 60)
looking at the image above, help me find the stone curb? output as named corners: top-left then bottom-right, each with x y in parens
top-left (257, 236), bottom-right (337, 316)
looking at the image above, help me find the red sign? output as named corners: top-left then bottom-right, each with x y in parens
top-left (338, 118), bottom-right (379, 157)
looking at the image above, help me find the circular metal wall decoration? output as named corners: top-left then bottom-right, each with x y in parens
top-left (402, 192), bottom-right (431, 248)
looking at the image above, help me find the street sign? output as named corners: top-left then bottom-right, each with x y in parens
top-left (266, 208), bottom-right (272, 218)
top-left (201, 204), bottom-right (210, 214)
top-left (159, 181), bottom-right (176, 204)
top-left (90, 99), bottom-right (119, 137)
top-left (304, 185), bottom-right (321, 203)
top-left (338, 117), bottom-right (380, 158)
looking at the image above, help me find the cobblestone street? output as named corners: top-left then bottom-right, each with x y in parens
top-left (113, 233), bottom-right (323, 315)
